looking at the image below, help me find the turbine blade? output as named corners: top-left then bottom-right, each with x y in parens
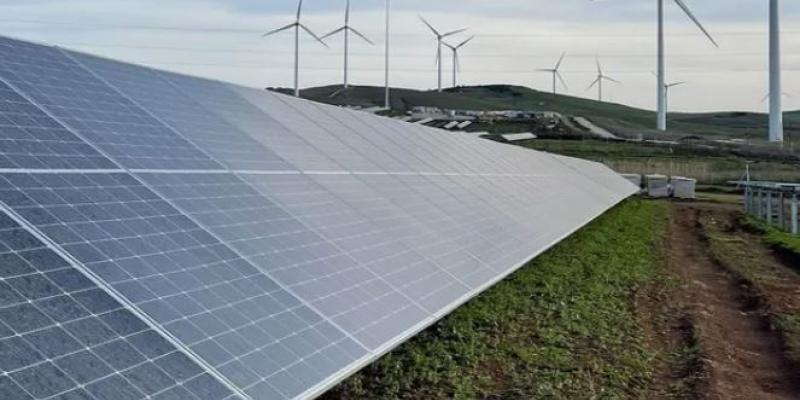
top-left (556, 71), bottom-right (569, 90)
top-left (669, 81), bottom-right (687, 88)
top-left (442, 28), bottom-right (468, 38)
top-left (457, 35), bottom-right (475, 49)
top-left (296, 0), bottom-right (303, 21)
top-left (761, 93), bottom-right (770, 104)
top-left (419, 16), bottom-right (440, 37)
top-left (604, 76), bottom-right (622, 84)
top-left (555, 51), bottom-right (566, 70)
top-left (345, 0), bottom-right (351, 24)
top-left (321, 26), bottom-right (346, 40)
top-left (586, 77), bottom-right (600, 91)
top-left (442, 41), bottom-right (456, 51)
top-left (349, 27), bottom-right (375, 45)
top-left (299, 23), bottom-right (329, 47)
top-left (536, 69), bottom-right (554, 72)
top-left (595, 56), bottom-right (602, 75)
top-left (263, 23), bottom-right (297, 37)
top-left (674, 0), bottom-right (719, 47)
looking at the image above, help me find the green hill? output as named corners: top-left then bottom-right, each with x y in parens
top-left (283, 85), bottom-right (798, 142)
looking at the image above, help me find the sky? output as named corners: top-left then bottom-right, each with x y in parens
top-left (0, 0), bottom-right (798, 113)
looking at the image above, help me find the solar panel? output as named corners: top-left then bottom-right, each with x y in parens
top-left (0, 35), bottom-right (639, 400)
top-left (0, 207), bottom-right (240, 400)
top-left (156, 73), bottom-right (342, 173)
top-left (0, 37), bottom-right (220, 170)
top-left (66, 51), bottom-right (294, 172)
top-left (0, 172), bottom-right (366, 400)
top-left (0, 80), bottom-right (117, 170)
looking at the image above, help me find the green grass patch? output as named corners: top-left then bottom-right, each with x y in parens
top-left (741, 216), bottom-right (800, 270)
top-left (323, 199), bottom-right (669, 399)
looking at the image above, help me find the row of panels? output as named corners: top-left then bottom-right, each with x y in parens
top-left (0, 35), bottom-right (638, 400)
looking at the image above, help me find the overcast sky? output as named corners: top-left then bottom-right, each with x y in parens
top-left (1, 0), bottom-right (798, 112)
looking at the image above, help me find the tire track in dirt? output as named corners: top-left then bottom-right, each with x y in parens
top-left (666, 202), bottom-right (800, 400)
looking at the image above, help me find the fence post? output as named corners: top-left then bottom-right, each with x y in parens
top-left (792, 194), bottom-right (798, 235)
top-left (744, 187), bottom-right (751, 214)
top-left (766, 191), bottom-right (773, 225)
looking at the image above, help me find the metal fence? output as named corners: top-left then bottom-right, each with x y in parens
top-left (740, 181), bottom-right (799, 234)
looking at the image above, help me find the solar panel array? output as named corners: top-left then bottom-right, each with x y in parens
top-left (0, 35), bottom-right (638, 400)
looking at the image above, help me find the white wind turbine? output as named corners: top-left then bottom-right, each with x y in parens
top-left (537, 52), bottom-right (568, 94)
top-left (322, 0), bottom-right (374, 91)
top-left (419, 16), bottom-right (468, 92)
top-left (443, 36), bottom-right (475, 88)
top-left (586, 57), bottom-right (620, 102)
top-left (768, 0), bottom-right (783, 143)
top-left (652, 72), bottom-right (686, 114)
top-left (263, 0), bottom-right (328, 97)
top-left (654, 0), bottom-right (718, 131)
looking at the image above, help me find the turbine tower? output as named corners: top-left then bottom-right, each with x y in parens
top-left (419, 16), bottom-right (467, 92)
top-left (263, 0), bottom-right (328, 97)
top-left (587, 57), bottom-right (620, 102)
top-left (537, 52), bottom-right (568, 94)
top-left (385, 0), bottom-right (391, 109)
top-left (322, 0), bottom-right (374, 90)
top-left (769, 0), bottom-right (783, 143)
top-left (655, 0), bottom-right (718, 131)
top-left (443, 36), bottom-right (475, 88)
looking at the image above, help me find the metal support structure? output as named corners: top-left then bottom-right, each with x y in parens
top-left (778, 192), bottom-right (786, 229)
top-left (792, 195), bottom-right (798, 234)
top-left (766, 191), bottom-right (773, 225)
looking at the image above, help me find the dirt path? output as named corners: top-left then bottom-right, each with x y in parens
top-left (666, 202), bottom-right (800, 400)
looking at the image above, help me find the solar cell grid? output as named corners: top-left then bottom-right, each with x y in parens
top-left (141, 172), bottom-right (431, 351)
top-left (0, 38), bottom-right (220, 171)
top-left (67, 51), bottom-right (293, 172)
top-left (0, 80), bottom-right (117, 170)
top-left (235, 89), bottom-right (381, 173)
top-left (0, 172), bottom-right (364, 400)
top-left (0, 207), bottom-right (239, 400)
top-left (155, 73), bottom-right (340, 172)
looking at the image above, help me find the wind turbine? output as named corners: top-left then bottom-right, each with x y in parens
top-left (322, 0), bottom-right (374, 91)
top-left (419, 16), bottom-right (467, 92)
top-left (654, 0), bottom-right (718, 131)
top-left (537, 52), bottom-right (568, 94)
top-left (263, 0), bottom-right (328, 97)
top-left (586, 57), bottom-right (620, 102)
top-left (769, 0), bottom-right (783, 143)
top-left (651, 72), bottom-right (686, 114)
top-left (443, 36), bottom-right (475, 88)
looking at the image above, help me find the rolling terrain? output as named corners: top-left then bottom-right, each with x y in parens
top-left (278, 84), bottom-right (799, 142)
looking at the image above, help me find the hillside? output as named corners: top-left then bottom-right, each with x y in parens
top-left (281, 85), bottom-right (798, 142)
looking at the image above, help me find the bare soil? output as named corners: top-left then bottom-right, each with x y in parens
top-left (663, 202), bottom-right (800, 400)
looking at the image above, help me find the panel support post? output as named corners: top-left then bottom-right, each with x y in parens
top-left (792, 194), bottom-right (798, 235)
top-left (778, 193), bottom-right (786, 230)
top-left (766, 191), bottom-right (773, 226)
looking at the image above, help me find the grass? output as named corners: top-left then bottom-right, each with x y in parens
top-left (322, 199), bottom-right (670, 399)
top-left (741, 216), bottom-right (800, 268)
